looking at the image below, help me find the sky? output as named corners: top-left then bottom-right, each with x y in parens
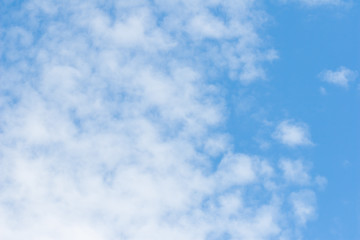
top-left (0, 0), bottom-right (359, 240)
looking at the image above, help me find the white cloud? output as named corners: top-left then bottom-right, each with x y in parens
top-left (216, 154), bottom-right (258, 187)
top-left (281, 0), bottom-right (345, 6)
top-left (273, 120), bottom-right (313, 147)
top-left (289, 190), bottom-right (317, 225)
top-left (279, 159), bottom-right (311, 185)
top-left (320, 66), bottom-right (357, 88)
top-left (298, 0), bottom-right (343, 6)
top-left (203, 134), bottom-right (230, 157)
top-left (0, 0), bottom-right (319, 239)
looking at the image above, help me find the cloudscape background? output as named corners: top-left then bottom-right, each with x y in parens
top-left (0, 0), bottom-right (359, 239)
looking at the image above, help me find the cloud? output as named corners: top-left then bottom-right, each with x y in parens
top-left (0, 0), bottom-right (318, 239)
top-left (273, 120), bottom-right (313, 147)
top-left (289, 190), bottom-right (317, 225)
top-left (216, 154), bottom-right (258, 187)
top-left (315, 175), bottom-right (328, 190)
top-left (319, 86), bottom-right (327, 95)
top-left (281, 0), bottom-right (345, 6)
top-left (320, 66), bottom-right (357, 88)
top-left (298, 0), bottom-right (343, 6)
top-left (279, 159), bottom-right (311, 185)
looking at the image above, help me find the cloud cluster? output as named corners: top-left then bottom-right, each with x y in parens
top-left (0, 0), bottom-right (318, 239)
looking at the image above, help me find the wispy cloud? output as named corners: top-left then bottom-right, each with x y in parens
top-left (320, 66), bottom-right (357, 88)
top-left (273, 120), bottom-right (313, 147)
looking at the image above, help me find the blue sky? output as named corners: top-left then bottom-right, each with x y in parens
top-left (228, 2), bottom-right (360, 238)
top-left (0, 0), bottom-right (359, 239)
top-left (267, 3), bottom-right (360, 239)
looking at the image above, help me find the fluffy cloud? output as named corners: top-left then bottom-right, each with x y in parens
top-left (279, 159), bottom-right (311, 185)
top-left (290, 190), bottom-right (317, 225)
top-left (0, 0), bottom-right (317, 239)
top-left (273, 120), bottom-right (313, 147)
top-left (320, 66), bottom-right (357, 88)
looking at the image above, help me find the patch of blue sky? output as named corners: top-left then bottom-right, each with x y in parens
top-left (263, 1), bottom-right (360, 239)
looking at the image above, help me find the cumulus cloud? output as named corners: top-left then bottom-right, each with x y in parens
top-left (0, 0), bottom-right (318, 239)
top-left (320, 66), bottom-right (357, 88)
top-left (290, 190), bottom-right (317, 225)
top-left (273, 120), bottom-right (313, 147)
top-left (279, 159), bottom-right (311, 185)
